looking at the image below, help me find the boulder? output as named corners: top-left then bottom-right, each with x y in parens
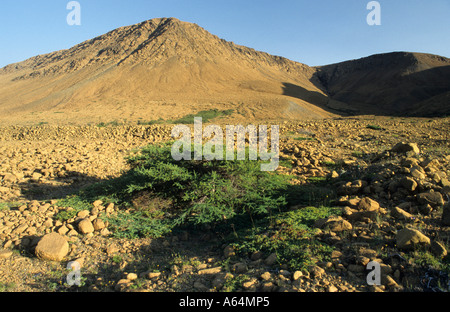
top-left (396, 228), bottom-right (430, 250)
top-left (358, 197), bottom-right (380, 212)
top-left (315, 216), bottom-right (353, 232)
top-left (78, 219), bottom-right (95, 234)
top-left (417, 191), bottom-right (444, 208)
top-left (391, 142), bottom-right (420, 155)
top-left (35, 233), bottom-right (69, 262)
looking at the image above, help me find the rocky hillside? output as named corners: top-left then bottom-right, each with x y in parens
top-left (1, 18), bottom-right (449, 126)
top-left (316, 52), bottom-right (450, 116)
top-left (0, 17), bottom-right (332, 126)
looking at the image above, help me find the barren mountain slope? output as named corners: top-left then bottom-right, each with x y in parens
top-left (0, 17), bottom-right (334, 125)
top-left (316, 52), bottom-right (450, 116)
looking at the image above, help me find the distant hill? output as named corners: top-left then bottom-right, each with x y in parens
top-left (315, 52), bottom-right (450, 116)
top-left (0, 18), bottom-right (449, 125)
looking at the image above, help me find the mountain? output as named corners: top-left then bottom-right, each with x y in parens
top-left (0, 17), bottom-right (449, 125)
top-left (0, 17), bottom-right (333, 125)
top-left (315, 52), bottom-right (450, 116)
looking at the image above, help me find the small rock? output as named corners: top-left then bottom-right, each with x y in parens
top-left (92, 218), bottom-right (106, 231)
top-left (430, 241), bottom-right (447, 258)
top-left (396, 228), bottom-right (431, 250)
top-left (308, 265), bottom-right (325, 278)
top-left (417, 191), bottom-right (444, 208)
top-left (115, 279), bottom-right (131, 291)
top-left (78, 219), bottom-right (94, 234)
top-left (293, 271), bottom-right (303, 281)
top-left (147, 272), bottom-right (162, 279)
top-left (198, 267), bottom-right (222, 275)
top-left (77, 210), bottom-right (90, 218)
top-left (261, 272), bottom-right (272, 281)
top-left (223, 245), bottom-right (235, 258)
top-left (127, 273), bottom-right (138, 281)
top-left (400, 177), bottom-right (418, 192)
top-left (390, 207), bottom-right (415, 221)
top-left (232, 262), bottom-right (248, 274)
top-left (0, 249), bottom-right (13, 259)
top-left (264, 253), bottom-right (277, 266)
top-left (391, 142), bottom-right (420, 155)
top-left (328, 285), bottom-right (338, 292)
top-left (358, 197), bottom-right (380, 212)
top-left (314, 216), bottom-right (352, 232)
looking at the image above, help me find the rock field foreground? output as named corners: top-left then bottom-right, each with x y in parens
top-left (0, 116), bottom-right (449, 292)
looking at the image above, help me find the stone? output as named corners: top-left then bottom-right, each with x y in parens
top-left (442, 203), bottom-right (450, 226)
top-left (198, 267), bottom-right (222, 275)
top-left (417, 191), bottom-right (444, 208)
top-left (77, 210), bottom-right (90, 218)
top-left (0, 248), bottom-right (13, 259)
top-left (35, 233), bottom-right (69, 262)
top-left (223, 245), bottom-right (235, 258)
top-left (115, 279), bottom-right (131, 291)
top-left (391, 142), bottom-right (420, 155)
top-left (430, 241), bottom-right (447, 258)
top-left (293, 271), bottom-right (303, 281)
top-left (92, 218), bottom-right (106, 231)
top-left (358, 197), bottom-right (380, 212)
top-left (126, 273), bottom-right (138, 281)
top-left (147, 272), bottom-right (161, 279)
top-left (242, 278), bottom-right (258, 290)
top-left (400, 177), bottom-right (418, 192)
top-left (315, 216), bottom-right (352, 232)
top-left (57, 225), bottom-right (69, 235)
top-left (410, 168), bottom-right (426, 180)
top-left (232, 262), bottom-right (248, 274)
top-left (261, 272), bottom-right (272, 281)
top-left (308, 265), bottom-right (325, 278)
top-left (390, 207), bottom-right (415, 222)
top-left (264, 253), bottom-right (277, 266)
top-left (93, 200), bottom-right (103, 207)
top-left (328, 285), bottom-right (338, 292)
top-left (396, 228), bottom-right (431, 250)
top-left (78, 219), bottom-right (95, 234)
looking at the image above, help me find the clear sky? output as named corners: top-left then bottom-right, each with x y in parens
top-left (0, 0), bottom-right (449, 68)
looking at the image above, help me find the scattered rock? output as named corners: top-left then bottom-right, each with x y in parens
top-left (396, 228), bottom-right (431, 250)
top-left (390, 207), bottom-right (415, 221)
top-left (391, 142), bottom-right (420, 155)
top-left (430, 241), bottom-right (447, 258)
top-left (417, 191), bottom-right (444, 208)
top-left (0, 248), bottom-right (13, 259)
top-left (78, 219), bottom-right (95, 234)
top-left (35, 233), bottom-right (69, 262)
top-left (315, 216), bottom-right (352, 232)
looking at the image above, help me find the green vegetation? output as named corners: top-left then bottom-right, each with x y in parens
top-left (96, 120), bottom-right (123, 127)
top-left (0, 202), bottom-right (21, 211)
top-left (230, 206), bottom-right (340, 270)
top-left (366, 124), bottom-right (383, 131)
top-left (54, 142), bottom-right (341, 270)
top-left (137, 118), bottom-right (165, 126)
top-left (294, 137), bottom-right (316, 141)
top-left (171, 109), bottom-right (234, 124)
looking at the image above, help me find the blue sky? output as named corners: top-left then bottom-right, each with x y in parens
top-left (0, 0), bottom-right (449, 68)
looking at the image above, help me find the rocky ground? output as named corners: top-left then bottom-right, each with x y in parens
top-left (0, 116), bottom-right (449, 293)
